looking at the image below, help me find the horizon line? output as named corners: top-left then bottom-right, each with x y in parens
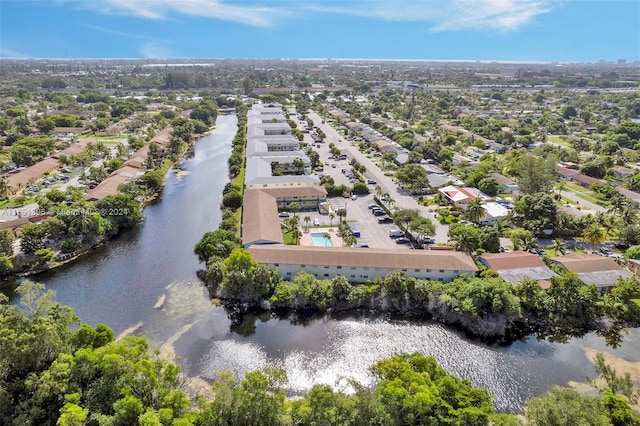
top-left (1, 57), bottom-right (637, 65)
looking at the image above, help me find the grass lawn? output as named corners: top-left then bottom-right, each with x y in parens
top-left (0, 197), bottom-right (37, 209)
top-left (631, 299), bottom-right (640, 307)
top-left (547, 135), bottom-right (572, 147)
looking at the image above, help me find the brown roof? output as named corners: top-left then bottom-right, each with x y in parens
top-left (550, 253), bottom-right (623, 273)
top-left (150, 127), bottom-right (173, 146)
top-left (7, 158), bottom-right (59, 189)
top-left (241, 189), bottom-right (284, 247)
top-left (259, 186), bottom-right (327, 199)
top-left (555, 166), bottom-right (579, 177)
top-left (249, 245), bottom-right (478, 272)
top-left (572, 174), bottom-right (605, 186)
top-left (489, 172), bottom-right (517, 186)
top-left (51, 138), bottom-right (94, 158)
top-left (84, 174), bottom-right (129, 201)
top-left (479, 251), bottom-right (546, 270)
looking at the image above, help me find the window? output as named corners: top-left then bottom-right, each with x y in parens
top-left (439, 269), bottom-right (445, 273)
top-left (301, 265), bottom-right (305, 268)
top-left (274, 263), bottom-right (279, 267)
top-left (324, 266), bottom-right (329, 269)
top-left (337, 266), bottom-right (342, 269)
top-left (426, 269), bottom-right (432, 273)
top-left (286, 272), bottom-right (291, 276)
top-left (351, 275), bottom-right (355, 278)
top-left (351, 267), bottom-right (356, 270)
top-left (324, 274), bottom-right (329, 277)
top-left (401, 269), bottom-right (407, 272)
top-left (415, 269), bottom-right (420, 272)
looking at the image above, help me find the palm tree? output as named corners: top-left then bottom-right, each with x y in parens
top-left (607, 193), bottom-right (627, 217)
top-left (336, 208), bottom-right (347, 225)
top-left (289, 202), bottom-right (300, 217)
top-left (0, 177), bottom-right (14, 200)
top-left (465, 198), bottom-right (485, 224)
top-left (303, 216), bottom-right (311, 231)
top-left (322, 232), bottom-right (331, 247)
top-left (344, 235), bottom-right (357, 248)
top-left (621, 204), bottom-right (638, 225)
top-left (329, 213), bottom-right (335, 228)
top-left (583, 223), bottom-right (605, 246)
top-left (453, 232), bottom-right (478, 254)
top-left (290, 227), bottom-right (302, 245)
top-left (548, 238), bottom-right (567, 256)
top-left (374, 185), bottom-right (382, 199)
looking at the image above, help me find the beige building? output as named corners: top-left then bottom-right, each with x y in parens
top-left (249, 245), bottom-right (477, 283)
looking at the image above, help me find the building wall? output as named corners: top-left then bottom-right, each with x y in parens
top-left (267, 263), bottom-right (468, 283)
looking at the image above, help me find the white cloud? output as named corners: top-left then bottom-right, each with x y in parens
top-left (0, 46), bottom-right (30, 58)
top-left (69, 0), bottom-right (289, 27)
top-left (304, 0), bottom-right (552, 32)
top-left (79, 23), bottom-right (166, 41)
top-left (64, 0), bottom-right (551, 31)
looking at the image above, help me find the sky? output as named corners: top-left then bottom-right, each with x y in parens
top-left (0, 0), bottom-right (638, 62)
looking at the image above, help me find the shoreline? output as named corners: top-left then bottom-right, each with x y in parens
top-left (1, 122), bottom-right (219, 285)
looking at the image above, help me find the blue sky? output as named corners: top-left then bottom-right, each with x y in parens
top-left (1, 0), bottom-right (638, 62)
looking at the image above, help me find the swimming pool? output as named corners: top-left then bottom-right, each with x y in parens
top-left (310, 232), bottom-right (333, 247)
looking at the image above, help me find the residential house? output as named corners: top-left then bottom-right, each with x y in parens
top-left (438, 185), bottom-right (477, 210)
top-left (556, 166), bottom-right (580, 181)
top-left (489, 172), bottom-right (519, 193)
top-left (549, 253), bottom-right (633, 291)
top-left (479, 251), bottom-right (556, 288)
top-left (572, 173), bottom-right (605, 188)
top-left (479, 202), bottom-right (510, 226)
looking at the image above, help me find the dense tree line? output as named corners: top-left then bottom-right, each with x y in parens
top-left (194, 237), bottom-right (640, 343)
top-left (2, 282), bottom-right (638, 425)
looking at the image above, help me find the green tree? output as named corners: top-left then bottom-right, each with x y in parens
top-left (478, 177), bottom-right (500, 197)
top-left (448, 224), bottom-right (481, 253)
top-left (0, 255), bottom-right (13, 277)
top-left (525, 387), bottom-right (610, 426)
top-left (371, 352), bottom-right (495, 425)
top-left (515, 153), bottom-right (557, 195)
top-left (0, 229), bottom-right (15, 257)
top-left (20, 223), bottom-right (46, 254)
top-left (194, 229), bottom-right (241, 263)
top-left (35, 248), bottom-right (56, 264)
top-left (465, 197), bottom-right (486, 224)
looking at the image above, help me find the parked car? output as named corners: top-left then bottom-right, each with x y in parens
top-left (349, 231), bottom-right (361, 238)
top-left (278, 212), bottom-right (290, 218)
top-left (420, 237), bottom-right (435, 244)
top-left (395, 237), bottom-right (411, 245)
top-left (351, 194), bottom-right (358, 200)
top-left (367, 179), bottom-right (377, 184)
top-left (378, 216), bottom-right (394, 224)
top-left (599, 246), bottom-right (613, 256)
top-left (61, 167), bottom-right (73, 173)
top-left (389, 230), bottom-right (404, 238)
top-left (373, 210), bottom-right (386, 216)
top-left (356, 243), bottom-right (369, 248)
top-left (313, 218), bottom-right (320, 226)
top-left (368, 203), bottom-right (379, 210)
top-left (57, 174), bottom-right (70, 181)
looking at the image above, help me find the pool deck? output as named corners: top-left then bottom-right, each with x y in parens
top-left (299, 227), bottom-right (344, 247)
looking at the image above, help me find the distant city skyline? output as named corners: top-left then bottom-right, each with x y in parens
top-left (1, 0), bottom-right (638, 62)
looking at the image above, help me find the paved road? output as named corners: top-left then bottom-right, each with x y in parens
top-left (559, 189), bottom-right (605, 213)
top-left (308, 110), bottom-right (450, 244)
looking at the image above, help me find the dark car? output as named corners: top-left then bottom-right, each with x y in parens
top-left (395, 237), bottom-right (411, 244)
top-left (349, 231), bottom-right (361, 238)
top-left (378, 216), bottom-right (393, 224)
top-left (373, 210), bottom-right (386, 216)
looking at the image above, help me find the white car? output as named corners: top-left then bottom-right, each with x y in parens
top-left (351, 194), bottom-right (358, 200)
top-left (313, 218), bottom-right (320, 226)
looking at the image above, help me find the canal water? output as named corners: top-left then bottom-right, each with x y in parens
top-left (6, 114), bottom-right (640, 412)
